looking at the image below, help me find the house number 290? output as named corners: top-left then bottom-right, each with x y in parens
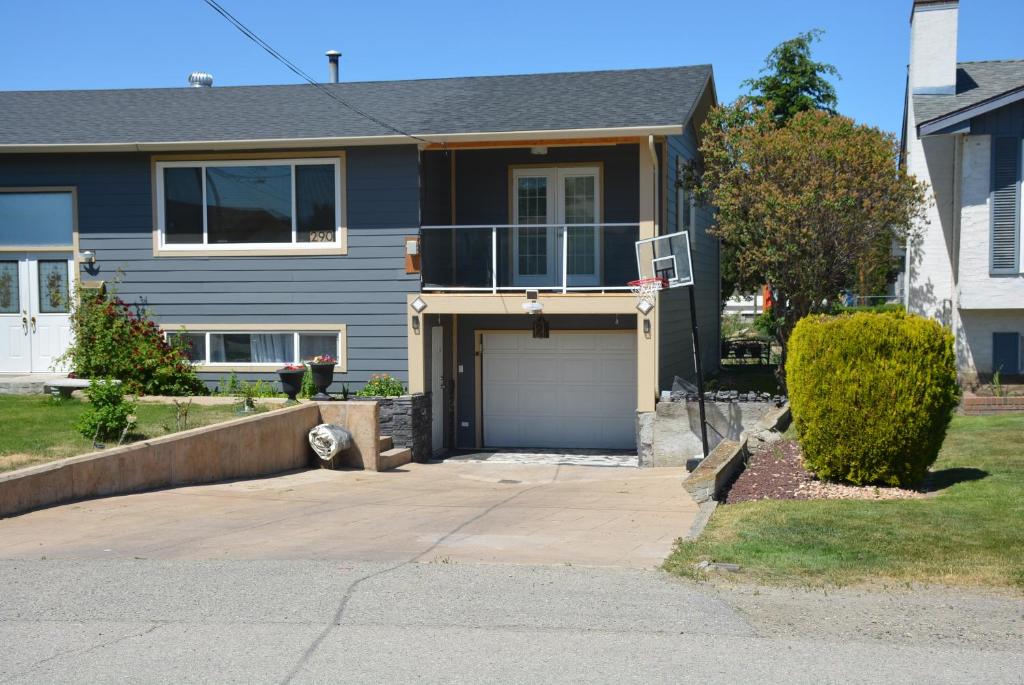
top-left (308, 231), bottom-right (335, 242)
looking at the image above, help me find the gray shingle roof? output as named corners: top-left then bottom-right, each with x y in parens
top-left (914, 60), bottom-right (1024, 126)
top-left (0, 65), bottom-right (712, 147)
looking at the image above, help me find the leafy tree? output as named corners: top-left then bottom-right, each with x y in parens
top-left (694, 104), bottom-right (927, 385)
top-left (743, 29), bottom-right (840, 123)
top-left (716, 30), bottom-right (841, 308)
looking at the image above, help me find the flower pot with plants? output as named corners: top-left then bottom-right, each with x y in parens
top-left (307, 354), bottom-right (337, 401)
top-left (277, 364), bottom-right (305, 404)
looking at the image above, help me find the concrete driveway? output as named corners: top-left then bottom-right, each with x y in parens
top-left (0, 462), bottom-right (698, 568)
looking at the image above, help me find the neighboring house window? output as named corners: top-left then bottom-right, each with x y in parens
top-left (992, 332), bottom-right (1021, 375)
top-left (165, 327), bottom-right (345, 370)
top-left (676, 157), bottom-right (691, 233)
top-left (155, 158), bottom-right (343, 251)
top-left (990, 137), bottom-right (1021, 274)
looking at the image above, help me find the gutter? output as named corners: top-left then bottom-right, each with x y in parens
top-left (648, 135), bottom-right (659, 235)
top-left (0, 124), bottom-right (684, 155)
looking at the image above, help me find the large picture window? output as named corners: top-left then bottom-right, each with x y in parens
top-left (156, 158), bottom-right (343, 251)
top-left (165, 327), bottom-right (346, 370)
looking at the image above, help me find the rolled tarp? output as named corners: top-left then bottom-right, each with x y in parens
top-left (308, 423), bottom-right (353, 461)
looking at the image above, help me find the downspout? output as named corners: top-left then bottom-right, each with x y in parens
top-left (648, 135), bottom-right (659, 235)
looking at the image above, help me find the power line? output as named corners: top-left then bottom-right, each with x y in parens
top-left (201, 0), bottom-right (433, 146)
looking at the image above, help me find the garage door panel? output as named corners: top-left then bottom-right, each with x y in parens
top-left (482, 331), bottom-right (637, 449)
top-left (522, 358), bottom-right (560, 382)
top-left (485, 356), bottom-right (520, 382)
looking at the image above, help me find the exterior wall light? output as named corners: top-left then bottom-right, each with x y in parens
top-left (636, 299), bottom-right (655, 316)
top-left (410, 296), bottom-right (428, 313)
top-left (80, 250), bottom-right (97, 264)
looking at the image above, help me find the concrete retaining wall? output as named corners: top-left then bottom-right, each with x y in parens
top-left (0, 400), bottom-right (382, 519)
top-left (681, 404), bottom-right (791, 504)
top-left (643, 399), bottom-right (781, 468)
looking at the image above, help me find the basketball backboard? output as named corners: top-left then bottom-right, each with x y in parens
top-left (634, 231), bottom-right (694, 288)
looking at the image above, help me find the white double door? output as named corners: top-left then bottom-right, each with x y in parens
top-left (0, 254), bottom-right (73, 373)
top-left (512, 167), bottom-right (600, 287)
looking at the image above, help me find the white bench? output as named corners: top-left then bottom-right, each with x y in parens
top-left (44, 378), bottom-right (120, 399)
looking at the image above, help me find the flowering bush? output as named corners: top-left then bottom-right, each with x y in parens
top-left (57, 284), bottom-right (207, 397)
top-left (355, 373), bottom-right (406, 397)
top-left (310, 354), bottom-right (336, 365)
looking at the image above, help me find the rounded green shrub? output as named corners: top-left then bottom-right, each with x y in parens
top-left (787, 311), bottom-right (959, 487)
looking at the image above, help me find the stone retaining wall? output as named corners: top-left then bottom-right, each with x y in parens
top-left (366, 393), bottom-right (432, 463)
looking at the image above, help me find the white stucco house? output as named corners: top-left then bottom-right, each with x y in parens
top-left (903, 0), bottom-right (1024, 382)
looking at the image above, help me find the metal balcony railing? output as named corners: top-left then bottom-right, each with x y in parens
top-left (419, 223), bottom-right (640, 293)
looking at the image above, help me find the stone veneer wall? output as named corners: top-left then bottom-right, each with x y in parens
top-left (370, 393), bottom-right (432, 463)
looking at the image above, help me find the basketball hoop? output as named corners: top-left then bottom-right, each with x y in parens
top-left (627, 277), bottom-right (668, 306)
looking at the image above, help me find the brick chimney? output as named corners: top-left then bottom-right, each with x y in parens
top-left (910, 0), bottom-right (959, 95)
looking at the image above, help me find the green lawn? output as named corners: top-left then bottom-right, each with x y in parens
top-left (0, 395), bottom-right (270, 473)
top-left (665, 413), bottom-right (1024, 590)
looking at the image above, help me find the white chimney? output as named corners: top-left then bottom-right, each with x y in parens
top-left (910, 0), bottom-right (959, 95)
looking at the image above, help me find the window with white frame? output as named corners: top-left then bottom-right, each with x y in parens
top-left (156, 158), bottom-right (342, 250)
top-left (166, 329), bottom-right (342, 367)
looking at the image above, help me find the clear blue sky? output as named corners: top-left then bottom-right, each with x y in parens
top-left (2, 0), bottom-right (1022, 135)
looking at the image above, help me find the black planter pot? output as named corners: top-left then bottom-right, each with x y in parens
top-left (277, 368), bottom-right (305, 403)
top-left (308, 363), bottom-right (336, 401)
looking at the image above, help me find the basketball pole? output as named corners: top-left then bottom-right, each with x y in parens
top-left (687, 284), bottom-right (710, 459)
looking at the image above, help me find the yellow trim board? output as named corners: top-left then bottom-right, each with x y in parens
top-left (159, 322), bottom-right (348, 373)
top-left (412, 292), bottom-right (639, 315)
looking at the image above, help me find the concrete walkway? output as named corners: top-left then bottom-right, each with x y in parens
top-left (0, 462), bottom-right (697, 568)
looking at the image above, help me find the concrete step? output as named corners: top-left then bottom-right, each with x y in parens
top-left (379, 447), bottom-right (412, 471)
top-left (379, 435), bottom-right (393, 451)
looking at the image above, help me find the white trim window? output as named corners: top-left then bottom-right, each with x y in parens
top-left (166, 329), bottom-right (344, 369)
top-left (155, 158), bottom-right (343, 251)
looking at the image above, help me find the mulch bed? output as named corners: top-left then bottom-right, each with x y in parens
top-left (723, 439), bottom-right (925, 504)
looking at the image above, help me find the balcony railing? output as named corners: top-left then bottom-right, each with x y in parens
top-left (420, 223), bottom-right (640, 293)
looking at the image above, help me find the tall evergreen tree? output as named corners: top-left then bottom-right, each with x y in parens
top-left (744, 29), bottom-right (840, 122)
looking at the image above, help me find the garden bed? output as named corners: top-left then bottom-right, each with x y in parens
top-left (724, 439), bottom-right (925, 503)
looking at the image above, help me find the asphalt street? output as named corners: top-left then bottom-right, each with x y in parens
top-left (0, 559), bottom-right (1021, 684)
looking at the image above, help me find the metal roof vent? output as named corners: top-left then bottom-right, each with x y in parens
top-left (187, 71), bottom-right (214, 88)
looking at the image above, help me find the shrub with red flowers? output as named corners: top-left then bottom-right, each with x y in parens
top-left (57, 283), bottom-right (207, 396)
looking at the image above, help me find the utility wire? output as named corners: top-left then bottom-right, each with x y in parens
top-left (201, 0), bottom-right (434, 146)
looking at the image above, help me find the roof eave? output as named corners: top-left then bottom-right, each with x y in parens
top-left (0, 124), bottom-right (685, 154)
top-left (917, 85), bottom-right (1024, 136)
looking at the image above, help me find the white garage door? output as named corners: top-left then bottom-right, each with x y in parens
top-left (482, 331), bottom-right (637, 449)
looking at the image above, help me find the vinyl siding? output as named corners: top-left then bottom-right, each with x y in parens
top-left (0, 146), bottom-right (421, 389)
top-left (969, 99), bottom-right (1024, 136)
top-left (658, 127), bottom-right (721, 392)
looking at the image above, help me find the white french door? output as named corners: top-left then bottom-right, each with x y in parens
top-left (0, 254), bottom-right (73, 373)
top-left (512, 167), bottom-right (600, 287)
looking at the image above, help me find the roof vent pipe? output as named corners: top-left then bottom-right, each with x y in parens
top-left (188, 72), bottom-right (214, 88)
top-left (325, 50), bottom-right (341, 84)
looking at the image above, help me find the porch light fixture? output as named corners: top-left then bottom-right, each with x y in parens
top-left (80, 250), bottom-right (97, 264)
top-left (636, 299), bottom-right (655, 316)
top-left (410, 296), bottom-right (428, 313)
top-left (412, 315), bottom-right (420, 333)
top-left (530, 146), bottom-right (548, 156)
top-left (532, 315), bottom-right (550, 339)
